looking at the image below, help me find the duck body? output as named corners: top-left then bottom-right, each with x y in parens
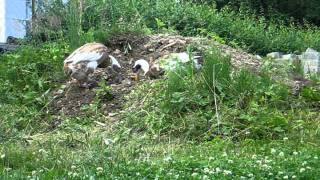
top-left (64, 43), bottom-right (109, 75)
top-left (63, 43), bottom-right (111, 87)
top-left (132, 59), bottom-right (164, 80)
top-left (133, 59), bottom-right (150, 75)
top-left (161, 52), bottom-right (203, 70)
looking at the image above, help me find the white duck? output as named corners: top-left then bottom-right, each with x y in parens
top-left (132, 58), bottom-right (164, 80)
top-left (132, 59), bottom-right (150, 76)
top-left (170, 52), bottom-right (203, 70)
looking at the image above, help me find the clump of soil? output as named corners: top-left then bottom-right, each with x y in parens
top-left (49, 34), bottom-right (262, 116)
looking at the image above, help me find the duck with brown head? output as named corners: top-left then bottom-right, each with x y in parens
top-left (64, 43), bottom-right (122, 88)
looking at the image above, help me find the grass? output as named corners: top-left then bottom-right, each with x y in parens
top-left (0, 0), bottom-right (320, 178)
top-left (121, 49), bottom-right (320, 141)
top-left (0, 46), bottom-right (319, 179)
top-left (1, 134), bottom-right (320, 179)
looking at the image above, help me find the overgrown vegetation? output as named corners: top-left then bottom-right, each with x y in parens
top-left (32, 0), bottom-right (320, 54)
top-left (121, 49), bottom-right (319, 141)
top-left (1, 0), bottom-right (320, 178)
top-left (0, 42), bottom-right (68, 141)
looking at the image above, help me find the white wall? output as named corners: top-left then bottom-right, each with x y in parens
top-left (0, 0), bottom-right (6, 42)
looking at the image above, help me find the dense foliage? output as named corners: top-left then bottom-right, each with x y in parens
top-left (194, 0), bottom-right (320, 25)
top-left (31, 0), bottom-right (320, 55)
top-left (0, 0), bottom-right (319, 179)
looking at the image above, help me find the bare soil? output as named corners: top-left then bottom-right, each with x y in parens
top-left (48, 34), bottom-right (262, 116)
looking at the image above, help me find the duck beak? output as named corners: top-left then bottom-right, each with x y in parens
top-left (131, 73), bottom-right (139, 81)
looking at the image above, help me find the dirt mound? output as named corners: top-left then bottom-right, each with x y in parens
top-left (49, 34), bottom-right (262, 116)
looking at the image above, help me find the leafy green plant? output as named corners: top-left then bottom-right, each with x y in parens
top-left (95, 81), bottom-right (114, 102)
top-left (120, 48), bottom-right (318, 141)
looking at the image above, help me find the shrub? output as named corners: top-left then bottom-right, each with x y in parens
top-left (0, 42), bottom-right (68, 105)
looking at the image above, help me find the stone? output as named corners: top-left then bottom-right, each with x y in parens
top-left (281, 54), bottom-right (297, 61)
top-left (305, 48), bottom-right (318, 53)
top-left (113, 49), bottom-right (121, 54)
top-left (268, 48), bottom-right (320, 74)
top-left (255, 55), bottom-right (262, 60)
top-left (302, 59), bottom-right (320, 74)
top-left (301, 48), bottom-right (320, 74)
top-left (108, 112), bottom-right (118, 117)
top-left (267, 52), bottom-right (283, 59)
top-left (302, 49), bottom-right (319, 60)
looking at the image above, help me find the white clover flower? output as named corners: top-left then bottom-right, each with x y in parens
top-left (256, 160), bottom-right (262, 164)
top-left (268, 172), bottom-right (273, 176)
top-left (164, 156), bottom-right (172, 162)
top-left (293, 151), bottom-right (298, 155)
top-left (104, 138), bottom-right (114, 146)
top-left (240, 176), bottom-right (246, 179)
top-left (300, 168), bottom-right (306, 173)
top-left (278, 171), bottom-right (284, 175)
top-left (203, 167), bottom-right (210, 173)
top-left (0, 154), bottom-right (5, 159)
top-left (283, 175), bottom-right (288, 179)
top-left (252, 154), bottom-right (257, 159)
top-left (262, 164), bottom-right (271, 169)
top-left (283, 137), bottom-right (288, 141)
top-left (265, 159), bottom-right (272, 163)
top-left (209, 157), bottom-right (214, 161)
top-left (314, 156), bottom-right (318, 160)
top-left (223, 170), bottom-right (232, 176)
top-left (292, 175), bottom-right (297, 179)
top-left (175, 174), bottom-right (179, 179)
top-left (222, 152), bottom-right (228, 157)
top-left (202, 175), bottom-right (209, 179)
top-left (71, 165), bottom-right (76, 169)
top-left (72, 172), bottom-right (78, 177)
top-left (96, 167), bottom-right (103, 172)
top-left (215, 167), bottom-right (221, 173)
top-left (191, 172), bottom-right (198, 177)
top-left (271, 148), bottom-right (276, 154)
top-left (228, 160), bottom-right (234, 164)
top-left (248, 173), bottom-right (254, 177)
top-left (278, 152), bottom-right (284, 157)
top-left (306, 166), bottom-right (311, 170)
top-left (302, 161), bottom-right (307, 166)
top-left (38, 149), bottom-right (47, 154)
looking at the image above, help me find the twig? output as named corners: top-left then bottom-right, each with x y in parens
top-left (159, 42), bottom-right (177, 51)
top-left (94, 121), bottom-right (107, 127)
